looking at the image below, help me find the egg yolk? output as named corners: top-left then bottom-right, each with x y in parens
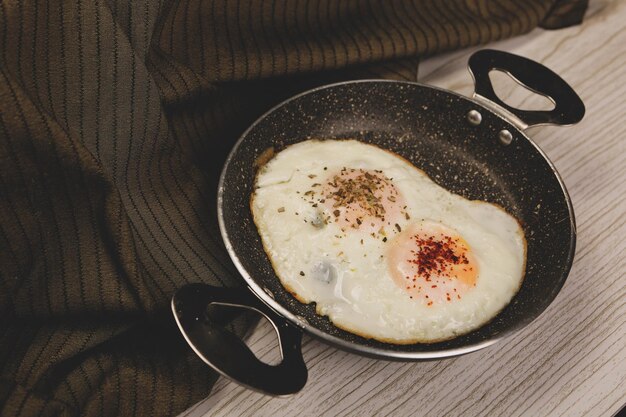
top-left (320, 168), bottom-right (406, 233)
top-left (386, 222), bottom-right (478, 305)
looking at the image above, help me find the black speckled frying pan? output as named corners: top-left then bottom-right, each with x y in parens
top-left (172, 50), bottom-right (584, 396)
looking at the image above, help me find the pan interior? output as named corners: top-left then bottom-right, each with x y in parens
top-left (219, 81), bottom-right (574, 356)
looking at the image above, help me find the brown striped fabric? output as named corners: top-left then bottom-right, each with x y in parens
top-left (0, 1), bottom-right (586, 416)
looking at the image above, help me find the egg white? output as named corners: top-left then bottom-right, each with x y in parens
top-left (251, 139), bottom-right (526, 343)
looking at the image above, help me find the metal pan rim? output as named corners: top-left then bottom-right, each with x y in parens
top-left (217, 79), bottom-right (576, 360)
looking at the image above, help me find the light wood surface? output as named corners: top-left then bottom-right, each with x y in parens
top-left (184, 1), bottom-right (626, 415)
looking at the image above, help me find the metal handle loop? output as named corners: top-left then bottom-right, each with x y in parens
top-left (172, 283), bottom-right (307, 396)
top-left (468, 49), bottom-right (585, 130)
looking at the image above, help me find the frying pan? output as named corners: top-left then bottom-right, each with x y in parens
top-left (172, 50), bottom-right (584, 396)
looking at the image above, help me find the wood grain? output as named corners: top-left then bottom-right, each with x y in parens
top-left (183, 1), bottom-right (626, 415)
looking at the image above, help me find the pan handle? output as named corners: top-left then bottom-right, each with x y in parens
top-left (468, 49), bottom-right (585, 130)
top-left (171, 283), bottom-right (307, 396)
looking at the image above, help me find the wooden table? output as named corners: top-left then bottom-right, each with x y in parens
top-left (184, 1), bottom-right (626, 415)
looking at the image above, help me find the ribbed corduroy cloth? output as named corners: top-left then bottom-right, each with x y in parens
top-left (0, 1), bottom-right (586, 416)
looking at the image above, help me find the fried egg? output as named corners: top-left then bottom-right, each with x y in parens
top-left (251, 139), bottom-right (526, 343)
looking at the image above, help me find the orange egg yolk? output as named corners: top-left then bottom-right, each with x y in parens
top-left (386, 222), bottom-right (478, 305)
top-left (320, 168), bottom-right (406, 233)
